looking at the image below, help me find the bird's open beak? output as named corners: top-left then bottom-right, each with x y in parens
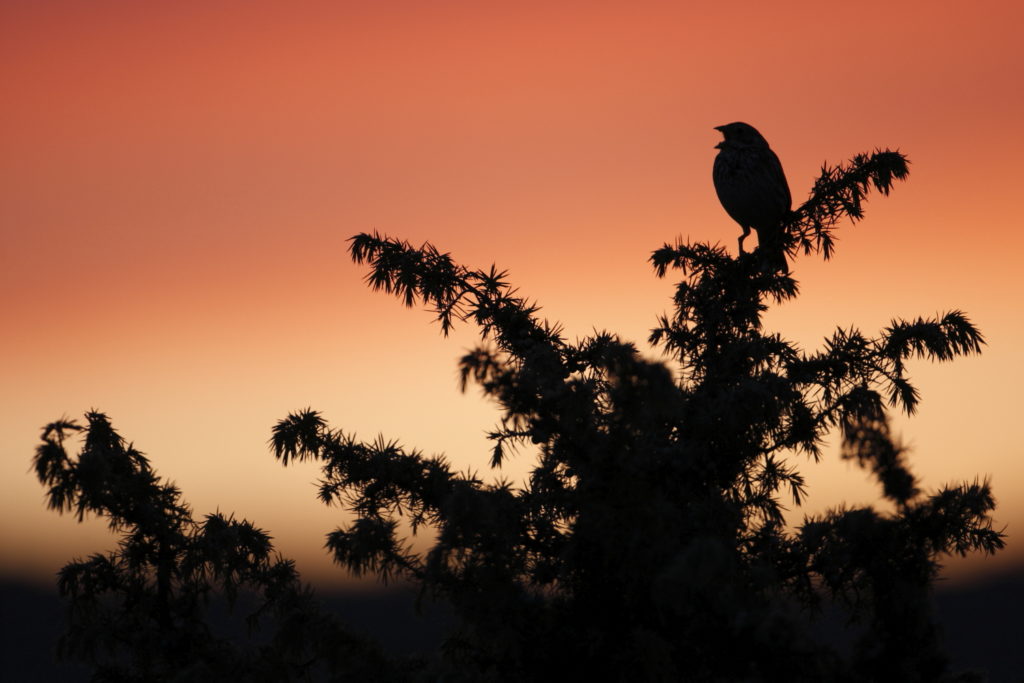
top-left (714, 125), bottom-right (724, 148)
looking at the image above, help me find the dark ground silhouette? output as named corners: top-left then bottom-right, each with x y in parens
top-left (2, 571), bottom-right (1019, 682)
top-left (0, 579), bottom-right (454, 682)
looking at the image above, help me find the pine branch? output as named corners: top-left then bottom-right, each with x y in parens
top-left (789, 150), bottom-right (910, 258)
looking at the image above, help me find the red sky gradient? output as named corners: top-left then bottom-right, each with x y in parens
top-left (3, 0), bottom-right (1023, 590)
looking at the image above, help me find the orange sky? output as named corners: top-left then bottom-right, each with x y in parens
top-left (3, 0), bottom-right (1023, 590)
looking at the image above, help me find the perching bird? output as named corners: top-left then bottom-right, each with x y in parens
top-left (712, 122), bottom-right (792, 273)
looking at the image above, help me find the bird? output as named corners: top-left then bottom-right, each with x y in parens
top-left (712, 122), bottom-right (792, 273)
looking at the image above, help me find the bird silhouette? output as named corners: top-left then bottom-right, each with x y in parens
top-left (712, 122), bottom-right (792, 273)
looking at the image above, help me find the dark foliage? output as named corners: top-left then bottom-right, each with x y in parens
top-left (33, 412), bottom-right (394, 682)
top-left (37, 148), bottom-right (1004, 681)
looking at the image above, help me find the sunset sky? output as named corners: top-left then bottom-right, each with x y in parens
top-left (3, 0), bottom-right (1022, 591)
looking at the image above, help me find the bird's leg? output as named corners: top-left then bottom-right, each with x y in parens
top-left (738, 226), bottom-right (751, 254)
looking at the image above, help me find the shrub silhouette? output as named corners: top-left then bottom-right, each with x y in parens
top-left (271, 150), bottom-right (1003, 681)
top-left (34, 413), bottom-right (392, 681)
top-left (37, 148), bottom-right (1004, 681)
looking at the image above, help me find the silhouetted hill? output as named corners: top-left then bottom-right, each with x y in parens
top-left (933, 570), bottom-right (1024, 682)
top-left (2, 568), bottom-right (1020, 681)
top-left (0, 578), bottom-right (454, 682)
top-left (1, 580), bottom-right (90, 682)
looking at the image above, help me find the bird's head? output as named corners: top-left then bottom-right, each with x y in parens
top-left (714, 122), bottom-right (769, 149)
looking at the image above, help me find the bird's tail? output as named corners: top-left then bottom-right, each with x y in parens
top-left (762, 246), bottom-right (789, 274)
top-left (755, 228), bottom-right (789, 274)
